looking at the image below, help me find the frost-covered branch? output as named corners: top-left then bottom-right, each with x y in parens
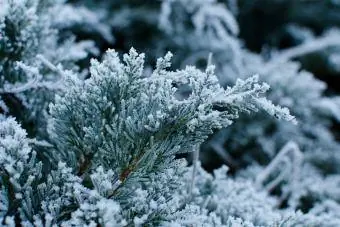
top-left (255, 141), bottom-right (303, 205)
top-left (262, 30), bottom-right (340, 74)
top-left (0, 0), bottom-right (94, 135)
top-left (49, 48), bottom-right (294, 205)
top-left (0, 57), bottom-right (67, 94)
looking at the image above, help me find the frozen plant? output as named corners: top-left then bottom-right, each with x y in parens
top-left (0, 0), bottom-right (97, 136)
top-left (1, 48), bottom-right (294, 226)
top-left (48, 47), bottom-right (293, 177)
top-left (156, 0), bottom-right (340, 212)
top-left (2, 0), bottom-right (340, 225)
top-left (164, 161), bottom-right (340, 226)
top-left (0, 117), bottom-right (42, 225)
top-left (47, 48), bottom-right (293, 225)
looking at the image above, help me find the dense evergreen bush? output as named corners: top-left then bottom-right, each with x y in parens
top-left (1, 0), bottom-right (340, 226)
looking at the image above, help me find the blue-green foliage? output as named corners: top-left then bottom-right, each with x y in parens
top-left (1, 0), bottom-right (340, 226)
top-left (0, 0), bottom-right (96, 136)
top-left (0, 47), bottom-right (295, 226)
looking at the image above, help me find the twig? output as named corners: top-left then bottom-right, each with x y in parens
top-left (261, 32), bottom-right (340, 74)
top-left (189, 145), bottom-right (200, 198)
top-left (255, 141), bottom-right (303, 196)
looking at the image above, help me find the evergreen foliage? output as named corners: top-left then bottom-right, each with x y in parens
top-left (1, 0), bottom-right (340, 226)
top-left (0, 0), bottom-right (96, 136)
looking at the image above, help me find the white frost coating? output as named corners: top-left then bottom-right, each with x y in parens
top-left (0, 0), bottom-right (94, 132)
top-left (261, 29), bottom-right (340, 74)
top-left (52, 4), bottom-right (114, 43)
top-left (255, 141), bottom-right (303, 206)
top-left (2, 0), bottom-right (340, 225)
top-left (46, 48), bottom-right (295, 226)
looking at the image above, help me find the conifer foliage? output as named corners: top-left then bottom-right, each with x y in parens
top-left (2, 0), bottom-right (340, 226)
